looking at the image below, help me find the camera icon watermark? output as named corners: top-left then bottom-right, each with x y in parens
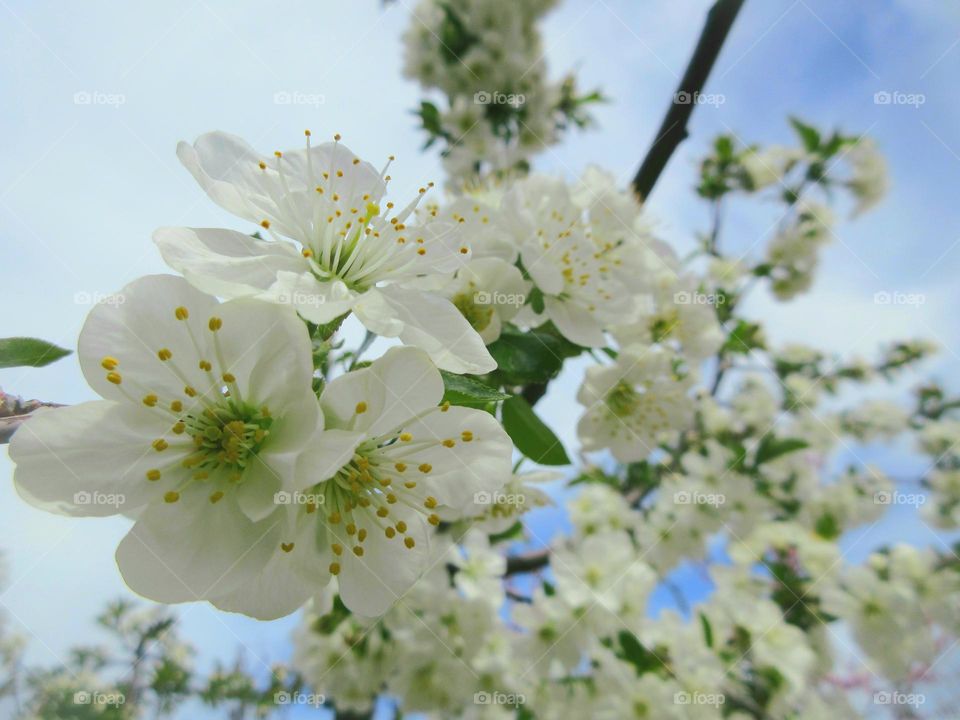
top-left (874, 91), bottom-right (925, 108)
top-left (674, 691), bottom-right (725, 706)
top-left (474, 290), bottom-right (526, 307)
top-left (474, 90), bottom-right (525, 108)
top-left (273, 91), bottom-right (326, 107)
top-left (874, 491), bottom-right (925, 508)
top-left (74, 291), bottom-right (126, 306)
top-left (873, 690), bottom-right (925, 707)
top-left (73, 690), bottom-right (125, 706)
top-left (673, 491), bottom-right (725, 508)
top-left (674, 91), bottom-right (725, 107)
top-left (673, 291), bottom-right (725, 306)
top-left (274, 691), bottom-right (326, 707)
top-left (474, 490), bottom-right (525, 507)
top-left (274, 490), bottom-right (325, 507)
top-left (473, 691), bottom-right (525, 706)
top-left (74, 491), bottom-right (126, 509)
top-left (73, 90), bottom-right (126, 108)
top-left (873, 291), bottom-right (925, 307)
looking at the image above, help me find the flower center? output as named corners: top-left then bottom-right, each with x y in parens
top-left (452, 291), bottom-right (495, 332)
top-left (180, 403), bottom-right (272, 477)
top-left (605, 380), bottom-right (641, 418)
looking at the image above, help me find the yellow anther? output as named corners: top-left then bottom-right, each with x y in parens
top-left (386, 493), bottom-right (397, 504)
top-left (353, 545), bottom-right (364, 556)
top-left (424, 496), bottom-right (438, 509)
top-left (184, 386), bottom-right (197, 397)
top-left (355, 401), bottom-right (368, 414)
top-left (416, 248), bottom-right (426, 256)
top-left (418, 463), bottom-right (432, 474)
top-left (153, 439), bottom-right (169, 452)
top-left (346, 523), bottom-right (357, 535)
top-left (334, 133), bottom-right (342, 141)
top-left (396, 520), bottom-right (408, 533)
top-left (329, 562), bottom-right (341, 575)
top-left (442, 439), bottom-right (455, 448)
top-left (170, 400), bottom-right (183, 412)
top-left (174, 306), bottom-right (189, 320)
top-left (428, 514), bottom-right (440, 526)
top-left (142, 394), bottom-right (158, 407)
top-left (461, 431), bottom-right (474, 442)
top-left (400, 433), bottom-right (413, 442)
top-left (101, 356), bottom-right (119, 370)
top-left (222, 373), bottom-right (236, 383)
top-left (358, 528), bottom-right (367, 542)
top-left (199, 360), bottom-right (212, 371)
top-left (304, 129), bottom-right (311, 137)
top-left (163, 491), bottom-right (180, 503)
top-left (106, 372), bottom-right (122, 385)
top-left (332, 543), bottom-right (343, 556)
top-left (158, 348), bottom-right (172, 361)
top-left (208, 317), bottom-right (223, 331)
top-left (404, 481), bottom-right (417, 489)
top-left (440, 401), bottom-right (450, 412)
top-left (404, 537), bottom-right (416, 549)
top-left (146, 469), bottom-right (161, 481)
top-left (385, 526), bottom-right (396, 538)
top-left (395, 462), bottom-right (407, 472)
top-left (281, 542), bottom-right (295, 553)
top-left (459, 247), bottom-right (469, 255)
top-left (329, 511), bottom-right (341, 524)
top-left (172, 422), bottom-right (186, 434)
top-left (258, 161), bottom-right (266, 170)
top-left (377, 507), bottom-right (389, 518)
top-left (260, 220), bottom-right (271, 229)
top-left (274, 150), bottom-right (282, 158)
top-left (302, 248), bottom-right (313, 257)
top-left (209, 491), bottom-right (224, 504)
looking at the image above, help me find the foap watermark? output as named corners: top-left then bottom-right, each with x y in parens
top-left (474, 490), bottom-right (525, 507)
top-left (473, 691), bottom-right (525, 707)
top-left (474, 290), bottom-right (526, 308)
top-left (274, 490), bottom-right (325, 506)
top-left (874, 491), bottom-right (925, 508)
top-left (873, 291), bottom-right (925, 307)
top-left (273, 90), bottom-right (326, 107)
top-left (274, 691), bottom-right (326, 707)
top-left (674, 490), bottom-right (725, 508)
top-left (74, 691), bottom-right (126, 707)
top-left (873, 691), bottom-right (925, 708)
top-left (674, 91), bottom-right (725, 107)
top-left (674, 691), bottom-right (725, 707)
top-left (74, 291), bottom-right (126, 306)
top-left (673, 291), bottom-right (725, 306)
top-left (74, 90), bottom-right (126, 108)
top-left (474, 90), bottom-right (525, 107)
top-left (74, 491), bottom-right (125, 509)
top-left (874, 91), bottom-right (925, 108)
top-left (276, 290), bottom-right (326, 308)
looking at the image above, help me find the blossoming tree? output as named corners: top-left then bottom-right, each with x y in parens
top-left (2, 1), bottom-right (958, 719)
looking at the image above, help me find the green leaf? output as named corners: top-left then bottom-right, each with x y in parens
top-left (723, 320), bottom-right (765, 355)
top-left (501, 396), bottom-right (570, 465)
top-left (440, 370), bottom-right (511, 407)
top-left (754, 435), bottom-right (809, 467)
top-left (0, 337), bottom-right (71, 368)
top-left (789, 117), bottom-right (821, 153)
top-left (698, 612), bottom-right (714, 649)
top-left (616, 631), bottom-right (667, 676)
top-left (488, 325), bottom-right (581, 385)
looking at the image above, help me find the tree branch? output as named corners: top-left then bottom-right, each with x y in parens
top-left (0, 390), bottom-right (62, 444)
top-left (631, 0), bottom-right (746, 201)
top-left (504, 549), bottom-right (550, 575)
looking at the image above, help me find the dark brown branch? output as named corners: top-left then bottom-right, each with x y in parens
top-left (0, 390), bottom-right (62, 444)
top-left (631, 0), bottom-right (746, 201)
top-left (504, 549), bottom-right (550, 575)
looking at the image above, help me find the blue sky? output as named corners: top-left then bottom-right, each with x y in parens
top-left (1, 0), bottom-right (959, 716)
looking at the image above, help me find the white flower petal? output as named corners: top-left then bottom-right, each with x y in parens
top-left (320, 346), bottom-right (443, 437)
top-left (294, 428), bottom-right (366, 489)
top-left (335, 505), bottom-right (429, 616)
top-left (153, 226), bottom-right (306, 299)
top-left (261, 271), bottom-right (357, 323)
top-left (11, 402), bottom-right (178, 517)
top-left (544, 295), bottom-right (606, 347)
top-left (115, 483), bottom-right (280, 604)
top-left (353, 286), bottom-right (495, 374)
